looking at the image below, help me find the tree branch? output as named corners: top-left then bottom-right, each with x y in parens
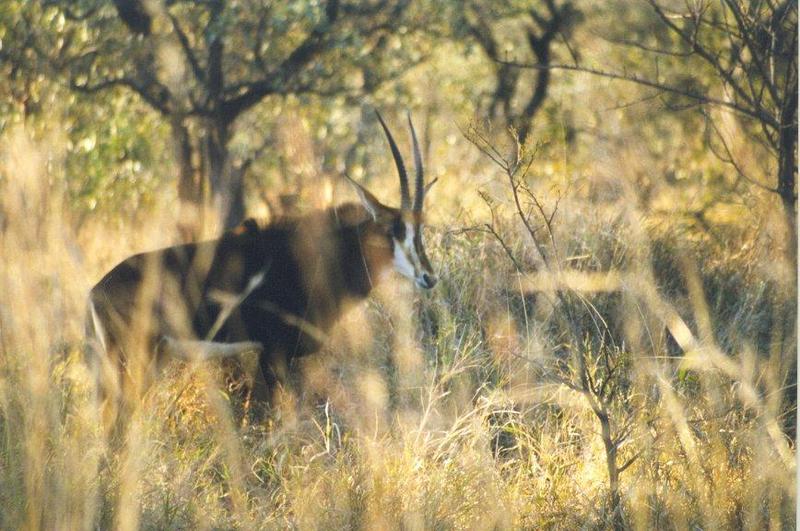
top-left (645, 0), bottom-right (771, 126)
top-left (497, 58), bottom-right (780, 128)
top-left (168, 13), bottom-right (206, 86)
top-left (221, 0), bottom-right (342, 120)
top-left (723, 0), bottom-right (780, 106)
top-left (69, 75), bottom-right (172, 116)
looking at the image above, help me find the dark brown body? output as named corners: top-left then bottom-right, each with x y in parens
top-left (87, 112), bottom-right (438, 432)
top-left (87, 203), bottom-right (394, 425)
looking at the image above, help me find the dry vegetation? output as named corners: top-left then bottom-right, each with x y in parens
top-left (0, 1), bottom-right (797, 529)
top-left (0, 114), bottom-right (795, 530)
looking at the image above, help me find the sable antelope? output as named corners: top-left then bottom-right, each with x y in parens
top-left (86, 112), bottom-right (437, 430)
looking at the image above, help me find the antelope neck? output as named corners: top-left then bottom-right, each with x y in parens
top-left (340, 219), bottom-right (391, 297)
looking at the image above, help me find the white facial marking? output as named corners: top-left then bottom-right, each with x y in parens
top-left (392, 222), bottom-right (418, 280)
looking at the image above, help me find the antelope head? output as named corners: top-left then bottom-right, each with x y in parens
top-left (346, 112), bottom-right (438, 290)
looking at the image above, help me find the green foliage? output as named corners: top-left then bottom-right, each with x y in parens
top-left (63, 91), bottom-right (171, 216)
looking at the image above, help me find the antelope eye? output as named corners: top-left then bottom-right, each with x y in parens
top-left (391, 218), bottom-right (406, 240)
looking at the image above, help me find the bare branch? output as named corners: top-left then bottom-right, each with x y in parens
top-left (617, 448), bottom-right (644, 474)
top-left (702, 109), bottom-right (779, 193)
top-left (168, 13), bottom-right (205, 86)
top-left (497, 58), bottom-right (780, 128)
top-left (477, 191), bottom-right (526, 273)
top-left (723, 0), bottom-right (781, 106)
top-left (598, 33), bottom-right (695, 58)
top-left (69, 75), bottom-right (172, 115)
top-left (646, 0), bottom-right (772, 125)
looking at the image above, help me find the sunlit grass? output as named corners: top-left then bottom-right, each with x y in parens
top-left (0, 122), bottom-right (795, 530)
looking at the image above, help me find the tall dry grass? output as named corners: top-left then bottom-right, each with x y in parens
top-left (0, 122), bottom-right (795, 530)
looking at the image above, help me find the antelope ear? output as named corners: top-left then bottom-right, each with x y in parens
top-left (344, 175), bottom-right (393, 221)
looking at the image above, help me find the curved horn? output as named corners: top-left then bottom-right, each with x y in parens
top-left (408, 112), bottom-right (425, 212)
top-left (375, 111), bottom-right (411, 210)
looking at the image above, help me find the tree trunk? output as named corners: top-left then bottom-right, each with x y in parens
top-left (205, 118), bottom-right (245, 230)
top-left (599, 409), bottom-right (625, 531)
top-left (203, 8), bottom-right (245, 231)
top-left (518, 33), bottom-right (552, 146)
top-left (777, 85), bottom-right (797, 270)
top-left (170, 117), bottom-right (203, 240)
